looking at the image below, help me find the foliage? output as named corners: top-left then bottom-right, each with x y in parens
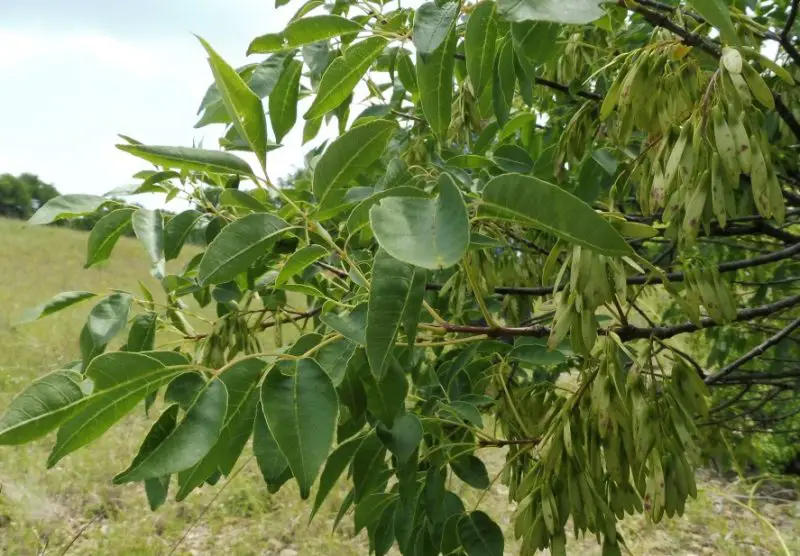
top-left (0, 173), bottom-right (59, 220)
top-left (3, 0), bottom-right (800, 554)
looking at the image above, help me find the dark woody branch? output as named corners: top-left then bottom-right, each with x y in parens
top-left (433, 294), bottom-right (800, 342)
top-left (427, 241), bottom-right (800, 298)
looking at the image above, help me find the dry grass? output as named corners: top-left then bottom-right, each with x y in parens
top-left (0, 218), bottom-right (798, 555)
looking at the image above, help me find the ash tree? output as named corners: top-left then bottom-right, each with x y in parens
top-left (3, 0), bottom-right (800, 553)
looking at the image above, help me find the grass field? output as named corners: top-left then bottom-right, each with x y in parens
top-left (0, 217), bottom-right (798, 555)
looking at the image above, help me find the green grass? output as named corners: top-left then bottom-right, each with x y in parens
top-left (0, 218), bottom-right (798, 555)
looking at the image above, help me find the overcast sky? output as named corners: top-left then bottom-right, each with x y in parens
top-left (0, 0), bottom-right (344, 201)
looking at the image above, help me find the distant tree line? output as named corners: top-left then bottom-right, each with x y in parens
top-left (0, 172), bottom-right (205, 245)
top-left (0, 173), bottom-right (60, 219)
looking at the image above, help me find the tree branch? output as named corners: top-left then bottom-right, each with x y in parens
top-left (705, 316), bottom-right (800, 384)
top-left (260, 307), bottom-right (322, 330)
top-left (435, 294), bottom-right (800, 342)
top-left (626, 0), bottom-right (800, 138)
top-left (478, 437), bottom-right (541, 448)
top-left (455, 52), bottom-right (603, 101)
top-left (534, 77), bottom-right (603, 101)
top-left (427, 241), bottom-right (800, 297)
top-left (712, 368), bottom-right (800, 384)
top-left (781, 0), bottom-right (800, 67)
top-left (784, 0), bottom-right (800, 43)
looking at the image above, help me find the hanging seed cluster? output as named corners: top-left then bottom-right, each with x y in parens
top-left (604, 43), bottom-right (786, 243)
top-left (504, 340), bottom-right (708, 555)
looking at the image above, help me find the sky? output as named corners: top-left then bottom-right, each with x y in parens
top-left (0, 0), bottom-right (343, 204)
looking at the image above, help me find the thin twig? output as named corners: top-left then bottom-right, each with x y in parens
top-left (478, 437), bottom-right (541, 448)
top-left (626, 0), bottom-right (800, 138)
top-left (167, 458), bottom-right (252, 556)
top-left (435, 294), bottom-right (800, 342)
top-left (427, 241), bottom-right (800, 297)
top-left (706, 316), bottom-right (800, 384)
top-left (58, 512), bottom-right (103, 555)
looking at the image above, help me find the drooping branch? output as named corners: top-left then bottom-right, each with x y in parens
top-left (783, 0), bottom-right (800, 67)
top-left (260, 307), bottom-right (322, 330)
top-left (426, 241), bottom-right (800, 297)
top-left (626, 0), bottom-right (800, 138)
top-left (712, 368), bottom-right (800, 384)
top-left (533, 77), bottom-right (603, 101)
top-left (452, 52), bottom-right (602, 100)
top-left (434, 294), bottom-right (800, 342)
top-left (478, 437), bottom-right (541, 448)
top-left (705, 316), bottom-right (800, 384)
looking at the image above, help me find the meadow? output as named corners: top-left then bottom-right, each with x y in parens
top-left (0, 218), bottom-right (797, 555)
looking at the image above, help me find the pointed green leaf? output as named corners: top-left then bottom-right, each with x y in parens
top-left (366, 250), bottom-right (422, 380)
top-left (165, 372), bottom-right (206, 410)
top-left (458, 511), bottom-right (504, 556)
top-left (312, 119), bottom-right (397, 209)
top-left (492, 144), bottom-right (533, 173)
top-left (20, 291), bottom-right (96, 324)
top-left (79, 324), bottom-right (105, 368)
top-left (494, 39), bottom-right (515, 126)
top-left (510, 337), bottom-right (566, 365)
top-left (253, 401), bottom-right (292, 490)
top-left (371, 498), bottom-right (397, 556)
top-left (275, 244), bottom-right (329, 287)
top-left (260, 359), bottom-right (338, 499)
top-left (303, 116), bottom-right (324, 144)
top-left (48, 352), bottom-right (184, 466)
top-left (448, 401), bottom-right (484, 427)
top-left (447, 155), bottom-right (495, 169)
top-left (497, 0), bottom-right (604, 24)
top-left (480, 174), bottom-right (633, 255)
top-left (117, 145), bottom-right (253, 175)
top-left (352, 431), bottom-right (389, 501)
top-left (127, 313), bottom-right (157, 352)
top-left (0, 369), bottom-right (85, 445)
top-left (370, 173), bottom-right (470, 270)
top-left (198, 213), bottom-right (291, 285)
top-left (320, 304), bottom-right (368, 345)
top-left (86, 293), bottom-right (133, 347)
top-left (198, 37), bottom-right (267, 170)
top-left (305, 36), bottom-right (388, 120)
top-left (403, 269), bottom-right (426, 344)
top-left (314, 338), bottom-right (357, 386)
top-left (248, 15), bottom-right (363, 54)
top-left (686, 0), bottom-right (739, 46)
top-left (145, 476), bottom-right (170, 511)
top-left (197, 54), bottom-right (292, 127)
top-left (412, 1), bottom-right (459, 57)
top-left (512, 21), bottom-right (560, 64)
top-left (132, 208), bottom-right (165, 279)
top-left (451, 454), bottom-right (490, 489)
top-left (498, 112), bottom-right (537, 142)
top-left (377, 413), bottom-right (422, 464)
top-left (397, 51), bottom-right (418, 94)
top-left (176, 359), bottom-right (265, 498)
top-left (417, 24), bottom-right (456, 139)
top-left (270, 59), bottom-right (303, 143)
top-left (29, 194), bottom-right (106, 225)
top-left (219, 189), bottom-right (271, 212)
top-left (355, 492), bottom-right (396, 534)
top-left (86, 208), bottom-right (135, 267)
top-left (361, 360), bottom-right (408, 427)
top-left (164, 209), bottom-right (203, 260)
top-left (465, 2), bottom-right (497, 96)
top-left (114, 378), bottom-right (227, 483)
top-left (118, 404), bottom-right (179, 488)
top-left (311, 435), bottom-right (364, 520)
